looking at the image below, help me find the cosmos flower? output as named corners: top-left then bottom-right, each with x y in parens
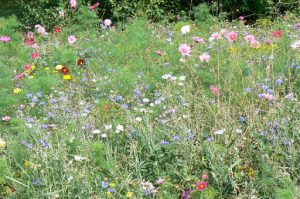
top-left (68, 35), bottom-right (77, 44)
top-left (0, 36), bottom-right (11, 43)
top-left (273, 30), bottom-right (282, 38)
top-left (178, 44), bottom-right (191, 56)
top-left (196, 181), bottom-right (208, 191)
top-left (245, 35), bottom-right (255, 44)
top-left (199, 53), bottom-right (210, 62)
top-left (226, 31), bottom-right (238, 42)
top-left (103, 19), bottom-right (112, 27)
top-left (70, 0), bottom-right (77, 8)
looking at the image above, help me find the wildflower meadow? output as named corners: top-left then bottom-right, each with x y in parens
top-left (0, 1), bottom-right (300, 198)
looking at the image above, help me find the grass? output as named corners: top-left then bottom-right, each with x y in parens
top-left (0, 8), bottom-right (300, 199)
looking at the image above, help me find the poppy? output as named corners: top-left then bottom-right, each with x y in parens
top-left (61, 66), bottom-right (70, 75)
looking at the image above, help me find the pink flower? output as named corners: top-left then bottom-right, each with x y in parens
top-left (2, 116), bottom-right (11, 122)
top-left (202, 173), bottom-right (209, 180)
top-left (68, 35), bottom-right (77, 44)
top-left (59, 10), bottom-right (65, 17)
top-left (156, 50), bottom-right (165, 56)
top-left (156, 178), bottom-right (165, 185)
top-left (210, 85), bottom-right (221, 97)
top-left (199, 53), bottom-right (210, 62)
top-left (89, 2), bottom-right (100, 10)
top-left (226, 31), bottom-right (238, 42)
top-left (103, 19), bottom-right (112, 27)
top-left (70, 0), bottom-right (77, 8)
top-left (273, 30), bottom-right (282, 38)
top-left (196, 181), bottom-right (208, 191)
top-left (15, 73), bottom-right (25, 80)
top-left (265, 93), bottom-right (274, 100)
top-left (245, 35), bottom-right (255, 44)
top-left (211, 32), bottom-right (221, 40)
top-left (192, 36), bottom-right (205, 43)
top-left (27, 32), bottom-right (34, 38)
top-left (239, 16), bottom-right (245, 21)
top-left (178, 44), bottom-right (191, 56)
top-left (0, 36), bottom-right (11, 43)
top-left (23, 64), bottom-right (33, 70)
top-left (251, 40), bottom-right (261, 48)
top-left (31, 52), bottom-right (39, 59)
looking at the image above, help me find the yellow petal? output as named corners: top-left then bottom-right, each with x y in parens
top-left (63, 75), bottom-right (72, 80)
top-left (13, 88), bottom-right (22, 94)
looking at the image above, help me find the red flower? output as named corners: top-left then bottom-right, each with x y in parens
top-left (210, 85), bottom-right (221, 97)
top-left (24, 37), bottom-right (35, 46)
top-left (77, 58), bottom-right (85, 66)
top-left (54, 26), bottom-right (62, 33)
top-left (61, 66), bottom-right (70, 75)
top-left (31, 52), bottom-right (39, 59)
top-left (273, 30), bottom-right (282, 38)
top-left (196, 181), bottom-right (208, 191)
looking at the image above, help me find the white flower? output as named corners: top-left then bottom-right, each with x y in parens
top-left (214, 129), bottom-right (225, 135)
top-left (135, 117), bottom-right (142, 122)
top-left (170, 76), bottom-right (177, 81)
top-left (0, 138), bottom-right (6, 148)
top-left (101, 134), bottom-right (107, 138)
top-left (162, 74), bottom-right (172, 79)
top-left (291, 40), bottom-right (300, 49)
top-left (116, 124), bottom-right (124, 133)
top-left (179, 76), bottom-right (186, 81)
top-left (181, 25), bottom-right (190, 34)
top-left (103, 19), bottom-right (112, 27)
top-left (178, 82), bottom-right (184, 86)
top-left (235, 128), bottom-right (242, 133)
top-left (74, 155), bottom-right (87, 161)
top-left (143, 98), bottom-right (150, 103)
top-left (92, 129), bottom-right (101, 134)
top-left (104, 124), bottom-right (112, 130)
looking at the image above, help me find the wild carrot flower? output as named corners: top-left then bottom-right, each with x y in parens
top-left (196, 181), bottom-right (208, 191)
top-left (199, 53), bottom-right (210, 62)
top-left (68, 35), bottom-right (77, 44)
top-left (181, 25), bottom-right (190, 34)
top-left (226, 31), bottom-right (238, 42)
top-left (178, 44), bottom-right (191, 56)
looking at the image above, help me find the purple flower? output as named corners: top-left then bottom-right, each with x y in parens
top-left (116, 95), bottom-right (123, 102)
top-left (284, 140), bottom-right (290, 146)
top-left (173, 135), bottom-right (181, 141)
top-left (39, 140), bottom-right (49, 148)
top-left (26, 93), bottom-right (33, 98)
top-left (244, 88), bottom-right (252, 92)
top-left (286, 93), bottom-right (294, 100)
top-left (239, 116), bottom-right (246, 123)
top-left (32, 96), bottom-right (39, 103)
top-left (160, 140), bottom-right (170, 145)
top-left (101, 181), bottom-right (109, 188)
top-left (267, 89), bottom-right (274, 95)
top-left (39, 101), bottom-right (45, 106)
top-left (122, 103), bottom-right (129, 109)
top-left (261, 130), bottom-right (267, 135)
top-left (48, 112), bottom-right (54, 118)
top-left (208, 137), bottom-right (214, 142)
top-left (33, 178), bottom-right (42, 185)
top-left (37, 91), bottom-right (42, 97)
top-left (187, 133), bottom-right (194, 140)
top-left (107, 188), bottom-right (115, 193)
top-left (40, 124), bottom-right (49, 129)
top-left (180, 189), bottom-right (191, 199)
top-left (276, 79), bottom-right (283, 85)
top-left (258, 93), bottom-right (265, 98)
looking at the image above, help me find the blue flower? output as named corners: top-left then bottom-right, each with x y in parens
top-left (275, 79), bottom-right (283, 85)
top-left (173, 135), bottom-right (181, 141)
top-left (244, 88), bottom-right (252, 92)
top-left (101, 181), bottom-right (109, 188)
top-left (160, 140), bottom-right (170, 145)
top-left (239, 116), bottom-right (246, 123)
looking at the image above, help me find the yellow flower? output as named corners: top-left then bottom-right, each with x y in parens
top-left (63, 75), bottom-right (72, 80)
top-left (24, 160), bottom-right (30, 167)
top-left (13, 88), bottom-right (22, 94)
top-left (0, 138), bottom-right (6, 148)
top-left (55, 65), bottom-right (63, 70)
top-left (24, 70), bottom-right (31, 75)
top-left (126, 192), bottom-right (134, 198)
top-left (44, 67), bottom-right (49, 70)
top-left (30, 65), bottom-right (36, 70)
top-left (107, 192), bottom-right (112, 197)
top-left (53, 69), bottom-right (58, 74)
top-left (29, 76), bottom-right (34, 79)
top-left (109, 182), bottom-right (116, 188)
